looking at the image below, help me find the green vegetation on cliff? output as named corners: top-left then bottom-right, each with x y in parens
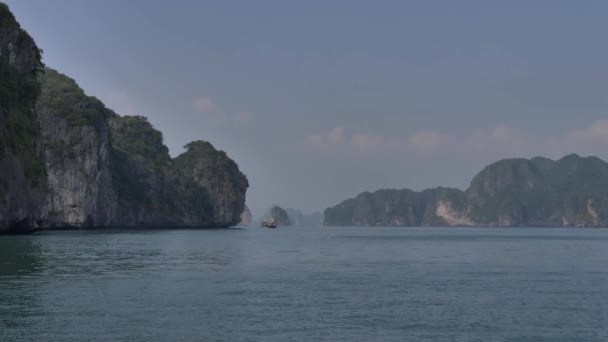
top-left (174, 141), bottom-right (249, 226)
top-left (1, 2), bottom-right (248, 230)
top-left (38, 68), bottom-right (114, 164)
top-left (466, 154), bottom-right (608, 226)
top-left (0, 2), bottom-right (47, 231)
top-left (324, 187), bottom-right (466, 226)
top-left (0, 3), bottom-right (46, 184)
top-left (38, 68), bottom-right (110, 128)
top-left (325, 154), bottom-right (608, 227)
top-left (37, 68), bottom-right (246, 227)
top-left (174, 141), bottom-right (247, 187)
top-left (109, 116), bottom-right (213, 222)
top-left (110, 116), bottom-right (170, 169)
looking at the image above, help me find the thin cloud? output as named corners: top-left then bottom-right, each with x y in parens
top-left (192, 96), bottom-right (253, 126)
top-left (408, 130), bottom-right (443, 152)
top-left (351, 133), bottom-right (391, 153)
top-left (545, 118), bottom-right (608, 157)
top-left (233, 111), bottom-right (253, 124)
top-left (305, 119), bottom-right (608, 159)
top-left (304, 127), bottom-right (346, 150)
top-left (464, 125), bottom-right (528, 157)
top-left (306, 134), bottom-right (326, 148)
top-left (192, 96), bottom-right (220, 113)
top-left (305, 126), bottom-right (405, 154)
top-left (328, 127), bottom-right (345, 144)
top-left (566, 119), bottom-right (608, 144)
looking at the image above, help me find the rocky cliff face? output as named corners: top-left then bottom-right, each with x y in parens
top-left (37, 69), bottom-right (118, 227)
top-left (325, 155), bottom-right (608, 227)
top-left (0, 3), bottom-right (46, 232)
top-left (109, 116), bottom-right (215, 226)
top-left (324, 187), bottom-right (466, 226)
top-left (465, 155), bottom-right (608, 227)
top-left (0, 3), bottom-right (249, 230)
top-left (173, 141), bottom-right (249, 227)
top-left (37, 72), bottom-right (248, 228)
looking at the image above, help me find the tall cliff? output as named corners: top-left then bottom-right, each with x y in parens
top-left (0, 3), bottom-right (249, 230)
top-left (324, 155), bottom-right (608, 227)
top-left (0, 3), bottom-right (46, 232)
top-left (109, 116), bottom-right (214, 226)
top-left (36, 69), bottom-right (248, 228)
top-left (37, 69), bottom-right (118, 227)
top-left (465, 155), bottom-right (608, 227)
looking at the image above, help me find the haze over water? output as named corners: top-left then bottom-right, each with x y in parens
top-left (1, 226), bottom-right (607, 341)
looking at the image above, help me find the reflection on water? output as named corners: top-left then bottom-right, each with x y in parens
top-left (1, 227), bottom-right (608, 342)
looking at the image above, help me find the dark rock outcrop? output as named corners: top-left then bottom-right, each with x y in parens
top-left (173, 141), bottom-right (249, 227)
top-left (324, 155), bottom-right (608, 227)
top-left (0, 3), bottom-right (46, 233)
top-left (108, 115), bottom-right (215, 227)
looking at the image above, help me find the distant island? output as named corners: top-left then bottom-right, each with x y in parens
top-left (256, 206), bottom-right (323, 227)
top-left (238, 206), bottom-right (252, 226)
top-left (269, 206), bottom-right (292, 226)
top-left (284, 208), bottom-right (323, 226)
top-left (0, 4), bottom-right (248, 233)
top-left (324, 155), bottom-right (608, 227)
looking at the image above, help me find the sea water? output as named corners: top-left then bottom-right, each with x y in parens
top-left (1, 226), bottom-right (607, 341)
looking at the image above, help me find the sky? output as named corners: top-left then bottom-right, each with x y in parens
top-left (6, 0), bottom-right (608, 216)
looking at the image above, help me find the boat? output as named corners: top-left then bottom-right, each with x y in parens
top-left (261, 219), bottom-right (278, 228)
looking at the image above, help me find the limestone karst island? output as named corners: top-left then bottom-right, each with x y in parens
top-left (0, 4), bottom-right (247, 233)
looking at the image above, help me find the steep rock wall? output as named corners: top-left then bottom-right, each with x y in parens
top-left (0, 3), bottom-right (46, 232)
top-left (37, 69), bottom-right (118, 227)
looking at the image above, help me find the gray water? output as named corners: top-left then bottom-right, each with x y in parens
top-left (1, 226), bottom-right (608, 342)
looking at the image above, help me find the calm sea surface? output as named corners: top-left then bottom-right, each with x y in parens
top-left (1, 226), bottom-right (608, 341)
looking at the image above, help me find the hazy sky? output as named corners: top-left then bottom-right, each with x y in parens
top-left (6, 0), bottom-right (608, 216)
